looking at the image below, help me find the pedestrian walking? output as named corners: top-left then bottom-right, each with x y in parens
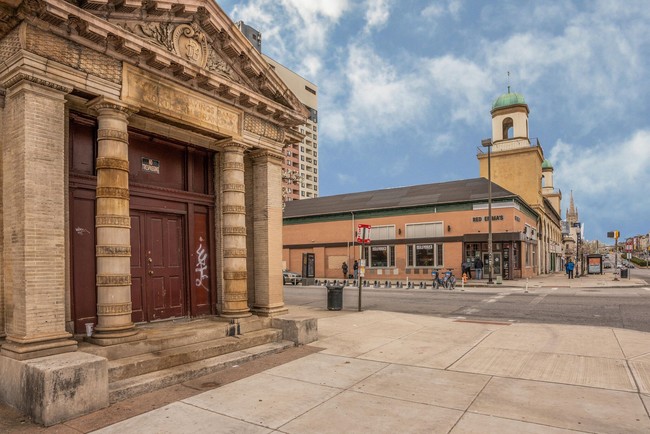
top-left (566, 258), bottom-right (574, 279)
top-left (474, 257), bottom-right (484, 280)
top-left (353, 260), bottom-right (359, 279)
top-left (342, 262), bottom-right (348, 279)
top-left (462, 259), bottom-right (472, 279)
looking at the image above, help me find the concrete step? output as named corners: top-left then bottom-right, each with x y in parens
top-left (79, 316), bottom-right (272, 360)
top-left (109, 339), bottom-right (294, 403)
top-left (108, 328), bottom-right (283, 382)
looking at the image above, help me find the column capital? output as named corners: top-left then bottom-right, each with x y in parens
top-left (217, 139), bottom-right (250, 153)
top-left (250, 149), bottom-right (284, 165)
top-left (87, 96), bottom-right (138, 118)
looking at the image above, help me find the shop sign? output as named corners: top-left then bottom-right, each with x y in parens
top-left (472, 215), bottom-right (504, 222)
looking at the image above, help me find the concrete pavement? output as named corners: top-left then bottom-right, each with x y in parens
top-left (6, 271), bottom-right (650, 433)
top-left (88, 305), bottom-right (650, 433)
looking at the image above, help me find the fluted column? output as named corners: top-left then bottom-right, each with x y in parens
top-left (250, 150), bottom-right (287, 316)
top-left (220, 142), bottom-right (252, 318)
top-left (87, 97), bottom-right (139, 342)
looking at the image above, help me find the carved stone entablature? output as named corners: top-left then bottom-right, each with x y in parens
top-left (117, 21), bottom-right (236, 81)
top-left (244, 113), bottom-right (285, 143)
top-left (1, 0), bottom-right (309, 131)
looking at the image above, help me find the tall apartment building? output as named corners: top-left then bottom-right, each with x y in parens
top-left (236, 22), bottom-right (319, 201)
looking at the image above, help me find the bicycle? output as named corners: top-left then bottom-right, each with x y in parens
top-left (442, 268), bottom-right (456, 290)
top-left (431, 270), bottom-right (444, 289)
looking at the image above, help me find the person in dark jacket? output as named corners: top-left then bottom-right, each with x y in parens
top-left (474, 257), bottom-right (484, 280)
top-left (342, 262), bottom-right (348, 279)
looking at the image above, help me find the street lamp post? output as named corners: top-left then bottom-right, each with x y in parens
top-left (481, 139), bottom-right (494, 284)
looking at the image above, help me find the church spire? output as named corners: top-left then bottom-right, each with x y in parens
top-left (566, 190), bottom-right (578, 225)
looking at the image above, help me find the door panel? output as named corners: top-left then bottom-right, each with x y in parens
top-left (131, 211), bottom-right (186, 321)
top-left (130, 213), bottom-right (145, 323)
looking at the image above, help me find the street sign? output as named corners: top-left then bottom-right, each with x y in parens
top-left (356, 224), bottom-right (372, 244)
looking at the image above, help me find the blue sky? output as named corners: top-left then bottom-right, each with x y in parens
top-left (219, 0), bottom-right (650, 244)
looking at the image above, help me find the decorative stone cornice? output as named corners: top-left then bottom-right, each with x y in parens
top-left (5, 0), bottom-right (309, 126)
top-left (1, 72), bottom-right (72, 94)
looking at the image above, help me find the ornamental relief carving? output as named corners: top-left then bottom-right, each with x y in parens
top-left (116, 21), bottom-right (237, 81)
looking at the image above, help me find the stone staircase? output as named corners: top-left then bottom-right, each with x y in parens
top-left (77, 317), bottom-right (294, 403)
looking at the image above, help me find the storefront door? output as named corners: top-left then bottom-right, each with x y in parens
top-left (131, 211), bottom-right (186, 321)
top-left (483, 252), bottom-right (502, 277)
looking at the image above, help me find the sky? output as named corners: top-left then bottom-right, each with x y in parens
top-left (218, 0), bottom-right (650, 244)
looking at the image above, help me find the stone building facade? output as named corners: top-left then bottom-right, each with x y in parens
top-left (0, 0), bottom-right (306, 424)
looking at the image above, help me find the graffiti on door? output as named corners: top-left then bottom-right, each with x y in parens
top-left (195, 236), bottom-right (209, 290)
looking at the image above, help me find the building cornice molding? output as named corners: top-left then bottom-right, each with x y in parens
top-left (3, 0), bottom-right (308, 127)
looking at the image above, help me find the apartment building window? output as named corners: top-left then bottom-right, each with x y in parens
top-left (407, 244), bottom-right (444, 267)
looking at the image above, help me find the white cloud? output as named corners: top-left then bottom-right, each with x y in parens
top-left (422, 55), bottom-right (495, 123)
top-left (549, 130), bottom-right (650, 234)
top-left (319, 43), bottom-right (430, 144)
top-left (364, 0), bottom-right (392, 33)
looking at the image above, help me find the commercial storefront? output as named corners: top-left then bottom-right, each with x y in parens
top-left (283, 178), bottom-right (540, 282)
top-left (0, 0), bottom-right (306, 424)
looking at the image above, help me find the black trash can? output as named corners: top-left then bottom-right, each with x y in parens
top-left (326, 284), bottom-right (343, 310)
top-left (620, 268), bottom-right (629, 279)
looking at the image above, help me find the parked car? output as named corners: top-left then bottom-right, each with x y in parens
top-left (283, 270), bottom-right (302, 285)
top-left (604, 262), bottom-right (612, 269)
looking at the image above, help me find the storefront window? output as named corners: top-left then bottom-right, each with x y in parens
top-left (407, 244), bottom-right (443, 267)
top-left (366, 245), bottom-right (395, 268)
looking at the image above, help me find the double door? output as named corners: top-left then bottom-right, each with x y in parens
top-left (483, 252), bottom-right (502, 277)
top-left (131, 211), bottom-right (185, 322)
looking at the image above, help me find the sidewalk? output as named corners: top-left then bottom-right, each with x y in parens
top-left (86, 307), bottom-right (650, 433)
top-left (4, 271), bottom-right (650, 433)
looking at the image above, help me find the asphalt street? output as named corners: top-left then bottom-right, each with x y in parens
top-left (285, 269), bottom-right (650, 332)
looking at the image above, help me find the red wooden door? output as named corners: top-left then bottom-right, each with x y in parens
top-left (131, 211), bottom-right (186, 321)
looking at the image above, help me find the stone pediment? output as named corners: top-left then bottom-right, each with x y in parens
top-left (1, 0), bottom-right (308, 124)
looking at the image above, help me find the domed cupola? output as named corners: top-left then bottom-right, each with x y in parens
top-left (490, 88), bottom-right (530, 151)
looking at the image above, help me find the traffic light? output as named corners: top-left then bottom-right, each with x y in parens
top-left (614, 230), bottom-right (619, 239)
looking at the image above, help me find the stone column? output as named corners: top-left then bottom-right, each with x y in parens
top-left (87, 97), bottom-right (140, 343)
top-left (250, 150), bottom-right (287, 316)
top-left (0, 77), bottom-right (77, 359)
top-left (220, 142), bottom-right (252, 318)
top-left (0, 88), bottom-right (5, 339)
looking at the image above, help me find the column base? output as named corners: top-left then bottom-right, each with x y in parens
top-left (251, 305), bottom-right (289, 317)
top-left (220, 310), bottom-right (253, 319)
top-left (0, 351), bottom-right (108, 426)
top-left (1, 338), bottom-right (77, 361)
top-left (86, 330), bottom-right (145, 347)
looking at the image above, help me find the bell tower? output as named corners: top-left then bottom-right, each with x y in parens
top-left (478, 89), bottom-right (544, 208)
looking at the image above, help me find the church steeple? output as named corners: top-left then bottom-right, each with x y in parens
top-left (566, 191), bottom-right (578, 225)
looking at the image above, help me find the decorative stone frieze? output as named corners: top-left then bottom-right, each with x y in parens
top-left (244, 113), bottom-right (285, 142)
top-left (96, 245), bottom-right (131, 257)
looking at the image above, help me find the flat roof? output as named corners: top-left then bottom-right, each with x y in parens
top-left (283, 178), bottom-right (520, 218)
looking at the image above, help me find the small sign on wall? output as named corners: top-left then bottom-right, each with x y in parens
top-left (142, 158), bottom-right (160, 174)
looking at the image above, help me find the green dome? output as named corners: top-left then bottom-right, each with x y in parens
top-left (542, 159), bottom-right (553, 170)
top-left (492, 92), bottom-right (526, 110)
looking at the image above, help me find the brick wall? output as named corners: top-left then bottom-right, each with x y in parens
top-left (2, 80), bottom-right (67, 341)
